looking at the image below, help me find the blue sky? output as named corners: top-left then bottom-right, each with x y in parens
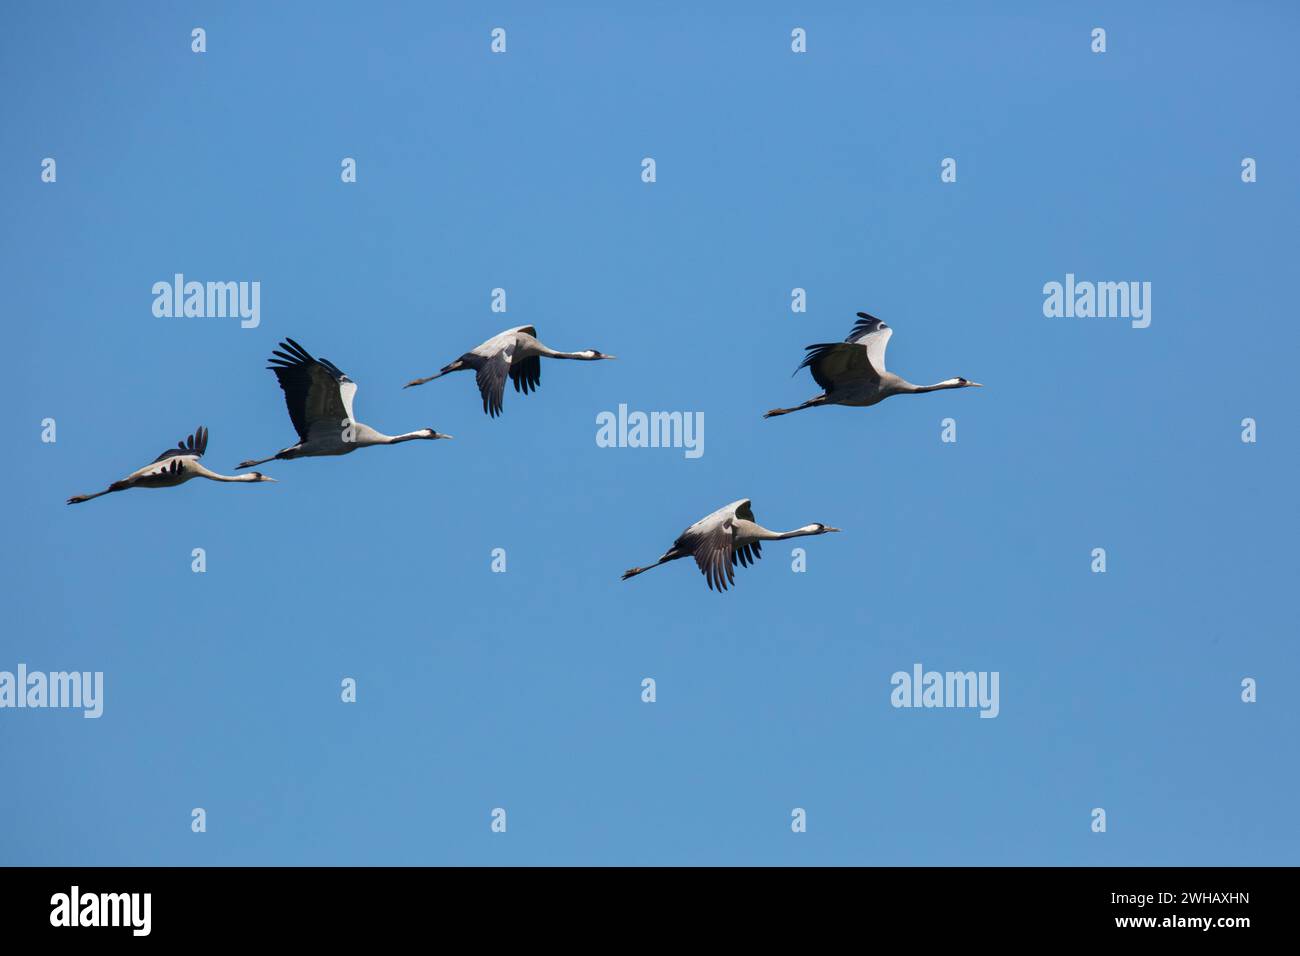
top-left (2, 1), bottom-right (1296, 865)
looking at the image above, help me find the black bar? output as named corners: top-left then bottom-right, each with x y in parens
top-left (0, 866), bottom-right (1279, 940)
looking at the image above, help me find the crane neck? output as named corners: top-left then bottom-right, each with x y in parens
top-left (902, 378), bottom-right (966, 394)
top-left (193, 463), bottom-right (261, 482)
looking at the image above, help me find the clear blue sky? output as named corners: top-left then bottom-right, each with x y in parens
top-left (2, 1), bottom-right (1296, 866)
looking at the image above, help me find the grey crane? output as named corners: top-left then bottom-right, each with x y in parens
top-left (237, 338), bottom-right (452, 469)
top-left (403, 324), bottom-right (615, 418)
top-left (621, 498), bottom-right (841, 592)
top-left (764, 312), bottom-right (982, 418)
top-left (67, 426), bottom-right (275, 504)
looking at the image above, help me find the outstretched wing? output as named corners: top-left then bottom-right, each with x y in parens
top-left (266, 338), bottom-right (356, 442)
top-left (797, 314), bottom-right (891, 390)
top-left (509, 355), bottom-right (541, 395)
top-left (796, 343), bottom-right (878, 391)
top-left (465, 327), bottom-right (543, 415)
top-left (844, 312), bottom-right (892, 372)
top-left (732, 539), bottom-right (762, 569)
top-left (153, 426), bottom-right (207, 462)
top-left (475, 351), bottom-right (510, 417)
top-left (691, 518), bottom-right (738, 592)
top-left (729, 499), bottom-right (761, 569)
top-left (135, 456), bottom-right (188, 486)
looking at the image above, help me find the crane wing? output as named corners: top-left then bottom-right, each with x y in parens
top-left (475, 351), bottom-right (510, 417)
top-left (133, 457), bottom-right (187, 486)
top-left (152, 425), bottom-right (207, 462)
top-left (338, 379), bottom-right (358, 425)
top-left (472, 326), bottom-right (535, 357)
top-left (797, 341), bottom-right (880, 390)
top-left (509, 355), bottom-right (541, 395)
top-left (691, 518), bottom-right (738, 592)
top-left (468, 326), bottom-right (546, 410)
top-left (267, 338), bottom-right (356, 442)
top-left (797, 315), bottom-right (892, 391)
top-left (845, 312), bottom-right (892, 371)
top-left (728, 499), bottom-right (762, 568)
top-left (733, 539), bottom-right (762, 568)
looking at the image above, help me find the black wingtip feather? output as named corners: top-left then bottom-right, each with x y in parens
top-left (846, 313), bottom-right (886, 341)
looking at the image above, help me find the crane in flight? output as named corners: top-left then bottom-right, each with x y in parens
top-left (237, 338), bottom-right (452, 469)
top-left (67, 426), bottom-right (275, 504)
top-left (404, 325), bottom-right (615, 418)
top-left (621, 499), bottom-right (840, 592)
top-left (764, 312), bottom-right (982, 418)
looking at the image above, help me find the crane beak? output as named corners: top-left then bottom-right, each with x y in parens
top-left (823, 525), bottom-right (842, 533)
top-left (967, 381), bottom-right (984, 388)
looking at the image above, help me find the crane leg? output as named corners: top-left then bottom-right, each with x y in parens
top-left (621, 549), bottom-right (683, 581)
top-left (763, 395), bottom-right (827, 418)
top-left (404, 358), bottom-right (465, 389)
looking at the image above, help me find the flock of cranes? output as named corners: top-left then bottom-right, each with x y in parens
top-left (68, 312), bottom-right (982, 591)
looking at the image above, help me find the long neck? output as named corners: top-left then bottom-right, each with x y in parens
top-left (901, 377), bottom-right (965, 394)
top-left (193, 463), bottom-right (261, 483)
top-left (383, 431), bottom-right (429, 444)
top-left (536, 344), bottom-right (595, 360)
top-left (754, 523), bottom-right (824, 541)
